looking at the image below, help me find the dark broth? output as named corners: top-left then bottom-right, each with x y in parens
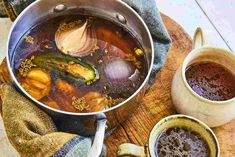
top-left (185, 62), bottom-right (235, 101)
top-left (13, 14), bottom-right (148, 113)
top-left (155, 127), bottom-right (210, 157)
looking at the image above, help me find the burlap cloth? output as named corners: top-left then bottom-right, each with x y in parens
top-left (0, 0), bottom-right (171, 156)
top-left (0, 58), bottom-right (93, 157)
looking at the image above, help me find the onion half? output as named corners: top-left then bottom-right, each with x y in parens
top-left (55, 20), bottom-right (97, 57)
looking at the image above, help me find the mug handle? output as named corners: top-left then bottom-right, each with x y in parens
top-left (117, 143), bottom-right (149, 157)
top-left (193, 27), bottom-right (205, 49)
top-left (87, 114), bottom-right (107, 157)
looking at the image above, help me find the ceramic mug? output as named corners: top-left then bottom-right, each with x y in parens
top-left (171, 27), bottom-right (235, 127)
top-left (117, 115), bottom-right (219, 157)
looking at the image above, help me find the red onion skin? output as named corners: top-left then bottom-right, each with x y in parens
top-left (104, 58), bottom-right (136, 84)
top-left (107, 44), bottom-right (127, 58)
top-left (97, 41), bottom-right (127, 59)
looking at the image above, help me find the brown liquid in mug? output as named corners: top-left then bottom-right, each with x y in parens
top-left (185, 62), bottom-right (235, 101)
top-left (155, 127), bottom-right (210, 157)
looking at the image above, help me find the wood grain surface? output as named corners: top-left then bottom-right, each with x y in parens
top-left (0, 14), bottom-right (234, 157)
top-left (105, 14), bottom-right (235, 157)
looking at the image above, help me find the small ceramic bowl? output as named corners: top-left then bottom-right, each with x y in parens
top-left (117, 114), bottom-right (220, 157)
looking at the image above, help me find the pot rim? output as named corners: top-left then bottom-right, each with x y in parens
top-left (181, 46), bottom-right (235, 104)
top-left (6, 0), bottom-right (154, 116)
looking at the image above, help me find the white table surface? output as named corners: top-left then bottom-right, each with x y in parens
top-left (0, 0), bottom-right (234, 156)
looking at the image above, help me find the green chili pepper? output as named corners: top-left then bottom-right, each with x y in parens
top-left (32, 53), bottom-right (98, 84)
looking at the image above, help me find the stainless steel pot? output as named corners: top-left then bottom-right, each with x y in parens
top-left (6, 0), bottom-right (154, 156)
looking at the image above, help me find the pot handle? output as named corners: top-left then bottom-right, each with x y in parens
top-left (87, 114), bottom-right (107, 157)
top-left (193, 27), bottom-right (205, 49)
top-left (117, 143), bottom-right (149, 157)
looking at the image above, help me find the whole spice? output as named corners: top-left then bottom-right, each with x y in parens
top-left (72, 92), bottom-right (110, 112)
top-left (72, 96), bottom-right (88, 111)
top-left (19, 56), bottom-right (36, 77)
top-left (25, 35), bottom-right (34, 44)
top-left (126, 53), bottom-right (142, 69)
top-left (105, 95), bottom-right (124, 107)
top-left (134, 48), bottom-right (144, 56)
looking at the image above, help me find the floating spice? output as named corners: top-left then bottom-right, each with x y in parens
top-left (44, 44), bottom-right (53, 49)
top-left (72, 92), bottom-right (109, 112)
top-left (98, 59), bottom-right (103, 64)
top-left (105, 95), bottom-right (124, 107)
top-left (91, 44), bottom-right (100, 53)
top-left (25, 35), bottom-right (34, 44)
top-left (104, 49), bottom-right (108, 54)
top-left (19, 56), bottom-right (36, 77)
top-left (72, 96), bottom-right (88, 111)
top-left (134, 48), bottom-right (144, 56)
top-left (126, 53), bottom-right (142, 69)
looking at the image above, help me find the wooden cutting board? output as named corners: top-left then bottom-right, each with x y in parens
top-left (105, 14), bottom-right (235, 157)
top-left (0, 14), bottom-right (234, 157)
